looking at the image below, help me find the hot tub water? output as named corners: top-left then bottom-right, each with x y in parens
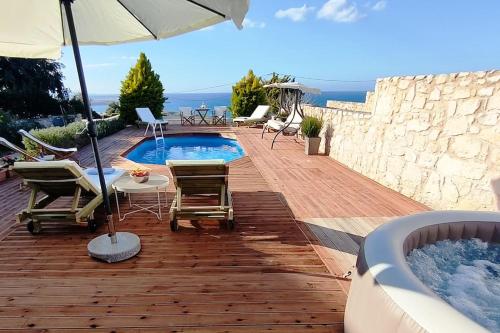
top-left (407, 238), bottom-right (500, 332)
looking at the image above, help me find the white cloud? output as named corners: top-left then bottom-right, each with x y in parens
top-left (371, 1), bottom-right (386, 11)
top-left (242, 18), bottom-right (266, 29)
top-left (317, 0), bottom-right (364, 23)
top-left (275, 5), bottom-right (315, 22)
top-left (84, 63), bottom-right (116, 69)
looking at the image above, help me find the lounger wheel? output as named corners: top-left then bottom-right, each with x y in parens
top-left (87, 219), bottom-right (98, 233)
top-left (26, 220), bottom-right (41, 235)
top-left (170, 218), bottom-right (179, 232)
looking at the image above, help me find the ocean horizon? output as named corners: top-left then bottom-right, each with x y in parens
top-left (90, 91), bottom-right (367, 114)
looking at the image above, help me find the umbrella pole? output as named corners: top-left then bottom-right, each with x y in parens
top-left (62, 0), bottom-right (116, 243)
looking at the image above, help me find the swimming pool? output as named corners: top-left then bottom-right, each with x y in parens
top-left (125, 135), bottom-right (245, 165)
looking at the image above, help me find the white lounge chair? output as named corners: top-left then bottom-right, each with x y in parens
top-left (261, 111), bottom-right (303, 149)
top-left (263, 111), bottom-right (303, 135)
top-left (12, 160), bottom-right (125, 234)
top-left (232, 105), bottom-right (270, 127)
top-left (135, 107), bottom-right (168, 139)
top-left (18, 129), bottom-right (78, 161)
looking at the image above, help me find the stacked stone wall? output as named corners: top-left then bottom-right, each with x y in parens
top-left (305, 70), bottom-right (499, 210)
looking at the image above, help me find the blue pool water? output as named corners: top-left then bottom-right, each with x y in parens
top-left (126, 135), bottom-right (245, 164)
top-left (407, 238), bottom-right (500, 332)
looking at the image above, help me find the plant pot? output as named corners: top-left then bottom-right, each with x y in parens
top-left (305, 137), bottom-right (321, 155)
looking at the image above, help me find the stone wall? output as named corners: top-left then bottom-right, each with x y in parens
top-left (326, 100), bottom-right (366, 112)
top-left (304, 70), bottom-right (500, 210)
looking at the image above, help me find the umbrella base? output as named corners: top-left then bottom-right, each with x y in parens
top-left (88, 232), bottom-right (141, 263)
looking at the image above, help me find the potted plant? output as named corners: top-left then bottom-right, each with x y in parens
top-left (301, 116), bottom-right (323, 155)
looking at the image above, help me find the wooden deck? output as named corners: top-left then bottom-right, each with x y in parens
top-left (234, 127), bottom-right (428, 219)
top-left (234, 127), bottom-right (428, 279)
top-left (0, 126), bottom-right (428, 332)
top-left (304, 217), bottom-right (392, 275)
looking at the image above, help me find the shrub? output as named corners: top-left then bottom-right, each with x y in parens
top-left (22, 118), bottom-right (125, 157)
top-left (263, 72), bottom-right (295, 113)
top-left (96, 117), bottom-right (126, 139)
top-left (23, 121), bottom-right (86, 156)
top-left (230, 70), bottom-right (267, 118)
top-left (68, 94), bottom-right (86, 115)
top-left (119, 53), bottom-right (165, 124)
top-left (0, 111), bottom-right (43, 151)
top-left (301, 116), bottom-right (323, 138)
top-left (105, 101), bottom-right (120, 117)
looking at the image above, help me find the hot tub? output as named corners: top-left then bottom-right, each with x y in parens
top-left (344, 211), bottom-right (500, 333)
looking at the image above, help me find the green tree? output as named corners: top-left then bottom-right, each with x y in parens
top-left (230, 70), bottom-right (267, 118)
top-left (119, 53), bottom-right (166, 124)
top-left (0, 57), bottom-right (67, 118)
top-left (104, 101), bottom-right (120, 117)
top-left (263, 72), bottom-right (294, 114)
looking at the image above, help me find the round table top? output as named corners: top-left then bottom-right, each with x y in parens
top-left (113, 174), bottom-right (169, 193)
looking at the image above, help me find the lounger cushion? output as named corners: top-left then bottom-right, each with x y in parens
top-left (266, 119), bottom-right (301, 132)
top-left (136, 107), bottom-right (168, 124)
top-left (233, 105), bottom-right (270, 123)
top-left (13, 160), bottom-right (125, 195)
top-left (84, 168), bottom-right (126, 193)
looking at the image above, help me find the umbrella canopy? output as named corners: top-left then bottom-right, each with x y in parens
top-left (264, 82), bottom-right (321, 95)
top-left (0, 0), bottom-right (249, 59)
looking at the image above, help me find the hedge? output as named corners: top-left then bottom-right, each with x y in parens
top-left (23, 117), bottom-right (125, 157)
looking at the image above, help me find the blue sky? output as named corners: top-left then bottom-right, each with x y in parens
top-left (61, 0), bottom-right (500, 94)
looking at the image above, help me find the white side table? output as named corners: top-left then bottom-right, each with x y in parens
top-left (113, 174), bottom-right (169, 221)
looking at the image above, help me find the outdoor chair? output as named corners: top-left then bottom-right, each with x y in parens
top-left (212, 106), bottom-right (227, 125)
top-left (167, 159), bottom-right (234, 231)
top-left (262, 111), bottom-right (303, 136)
top-left (135, 107), bottom-right (168, 139)
top-left (0, 137), bottom-right (54, 162)
top-left (18, 129), bottom-right (78, 162)
top-left (12, 160), bottom-right (125, 234)
top-left (232, 105), bottom-right (270, 127)
top-left (179, 107), bottom-right (195, 126)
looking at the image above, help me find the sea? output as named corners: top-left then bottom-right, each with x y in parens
top-left (90, 91), bottom-right (367, 115)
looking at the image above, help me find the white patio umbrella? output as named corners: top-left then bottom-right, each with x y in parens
top-left (0, 0), bottom-right (249, 262)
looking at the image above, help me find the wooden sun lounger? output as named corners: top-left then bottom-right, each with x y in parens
top-left (18, 129), bottom-right (78, 161)
top-left (0, 137), bottom-right (52, 161)
top-left (167, 159), bottom-right (234, 231)
top-left (12, 161), bottom-right (125, 234)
